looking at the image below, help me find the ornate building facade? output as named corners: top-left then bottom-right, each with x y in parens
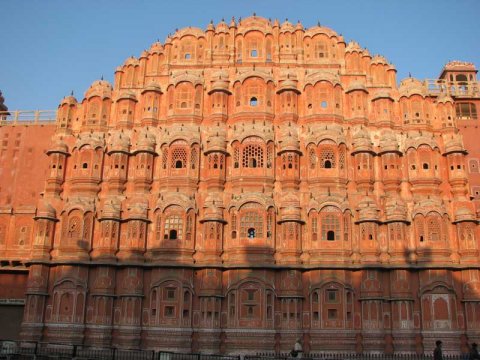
top-left (1, 16), bottom-right (480, 354)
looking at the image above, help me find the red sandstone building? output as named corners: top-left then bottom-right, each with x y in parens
top-left (1, 16), bottom-right (480, 354)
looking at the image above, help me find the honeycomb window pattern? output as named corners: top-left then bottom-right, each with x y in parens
top-left (240, 210), bottom-right (264, 239)
top-left (321, 206), bottom-right (341, 241)
top-left (164, 215), bottom-right (183, 240)
top-left (171, 148), bottom-right (187, 169)
top-left (242, 144), bottom-right (264, 168)
top-left (320, 148), bottom-right (336, 169)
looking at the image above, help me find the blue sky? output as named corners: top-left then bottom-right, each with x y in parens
top-left (1, 0), bottom-right (479, 110)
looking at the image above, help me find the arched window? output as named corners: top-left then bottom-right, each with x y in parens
top-left (164, 209), bottom-right (183, 240)
top-left (250, 97), bottom-right (258, 106)
top-left (309, 147), bottom-right (317, 169)
top-left (171, 146), bottom-right (187, 169)
top-left (319, 146), bottom-right (336, 169)
top-left (320, 206), bottom-right (341, 241)
top-left (242, 140), bottom-right (264, 168)
top-left (175, 83), bottom-right (193, 109)
top-left (427, 213), bottom-right (442, 242)
top-left (240, 203), bottom-right (264, 239)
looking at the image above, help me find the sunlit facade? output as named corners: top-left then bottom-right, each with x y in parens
top-left (1, 16), bottom-right (480, 354)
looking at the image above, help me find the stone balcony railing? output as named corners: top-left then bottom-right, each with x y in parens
top-left (425, 79), bottom-right (480, 97)
top-left (0, 110), bottom-right (57, 126)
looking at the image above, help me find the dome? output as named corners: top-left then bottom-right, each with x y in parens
top-left (278, 131), bottom-right (300, 154)
top-left (201, 195), bottom-right (225, 223)
top-left (279, 193), bottom-right (303, 223)
top-left (280, 20), bottom-right (295, 33)
top-left (205, 129), bottom-right (226, 154)
top-left (133, 128), bottom-right (156, 154)
top-left (115, 90), bottom-right (137, 102)
top-left (384, 198), bottom-right (407, 223)
top-left (208, 70), bottom-right (231, 94)
top-left (399, 77), bottom-right (426, 98)
top-left (60, 95), bottom-right (77, 106)
top-left (140, 50), bottom-right (149, 59)
top-left (351, 127), bottom-right (374, 154)
top-left (372, 90), bottom-right (394, 101)
top-left (379, 131), bottom-right (400, 154)
top-left (277, 78), bottom-right (300, 94)
top-left (47, 136), bottom-right (69, 155)
top-left (357, 197), bottom-right (379, 223)
top-left (126, 200), bottom-right (149, 220)
top-left (107, 131), bottom-right (130, 154)
top-left (345, 41), bottom-right (363, 53)
top-left (304, 24), bottom-right (339, 39)
top-left (215, 19), bottom-right (229, 33)
top-left (141, 82), bottom-right (163, 94)
top-left (35, 198), bottom-right (57, 221)
top-left (99, 198), bottom-right (122, 220)
top-left (345, 81), bottom-right (368, 94)
top-left (454, 207), bottom-right (476, 223)
top-left (149, 41), bottom-right (164, 53)
top-left (443, 134), bottom-right (467, 155)
top-left (371, 55), bottom-right (389, 65)
top-left (85, 79), bottom-right (113, 100)
top-left (124, 56), bottom-right (139, 67)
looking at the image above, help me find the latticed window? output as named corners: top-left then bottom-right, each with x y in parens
top-left (242, 144), bottom-right (264, 168)
top-left (360, 222), bottom-right (375, 241)
top-left (164, 215), bottom-right (183, 240)
top-left (186, 213), bottom-right (193, 240)
top-left (416, 216), bottom-right (425, 242)
top-left (319, 147), bottom-right (336, 169)
top-left (311, 216), bottom-right (318, 241)
top-left (176, 86), bottom-right (192, 109)
top-left (128, 221), bottom-right (138, 239)
top-left (240, 204), bottom-right (263, 239)
top-left (321, 206), bottom-right (341, 241)
top-left (267, 210), bottom-right (273, 238)
top-left (459, 223), bottom-right (475, 246)
top-left (388, 222), bottom-right (404, 242)
top-left (344, 212), bottom-right (350, 241)
top-left (231, 212), bottom-right (237, 238)
top-left (233, 146), bottom-right (240, 168)
top-left (190, 147), bottom-right (198, 170)
top-left (266, 144), bottom-right (273, 168)
top-left (68, 216), bottom-right (81, 239)
top-left (162, 148), bottom-right (169, 169)
top-left (339, 147), bottom-right (346, 169)
top-left (171, 148), bottom-right (187, 169)
top-left (155, 214), bottom-right (162, 241)
top-left (427, 214), bottom-right (441, 242)
top-left (309, 147), bottom-right (317, 169)
top-left (209, 154), bottom-right (223, 170)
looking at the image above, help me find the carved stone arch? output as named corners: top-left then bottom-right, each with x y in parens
top-left (227, 277), bottom-right (275, 293)
top-left (420, 282), bottom-right (455, 296)
top-left (310, 279), bottom-right (353, 295)
top-left (151, 278), bottom-right (185, 291)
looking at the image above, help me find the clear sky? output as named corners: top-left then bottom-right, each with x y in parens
top-left (1, 0), bottom-right (479, 111)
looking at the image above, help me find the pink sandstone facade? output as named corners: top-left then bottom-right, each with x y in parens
top-left (1, 16), bottom-right (480, 354)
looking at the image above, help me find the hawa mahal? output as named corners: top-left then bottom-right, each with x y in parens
top-left (1, 15), bottom-right (480, 355)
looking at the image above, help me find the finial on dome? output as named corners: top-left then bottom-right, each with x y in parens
top-left (70, 90), bottom-right (74, 96)
top-left (409, 72), bottom-right (412, 78)
top-left (285, 18), bottom-right (288, 21)
top-left (253, 12), bottom-right (256, 16)
top-left (210, 19), bottom-right (213, 24)
top-left (317, 21), bottom-right (321, 26)
top-left (221, 17), bottom-right (224, 21)
top-left (101, 75), bottom-right (104, 80)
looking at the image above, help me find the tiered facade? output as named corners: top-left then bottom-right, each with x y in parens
top-left (2, 16), bottom-right (480, 354)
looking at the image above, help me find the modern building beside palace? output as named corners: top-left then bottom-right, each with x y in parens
top-left (1, 15), bottom-right (480, 354)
